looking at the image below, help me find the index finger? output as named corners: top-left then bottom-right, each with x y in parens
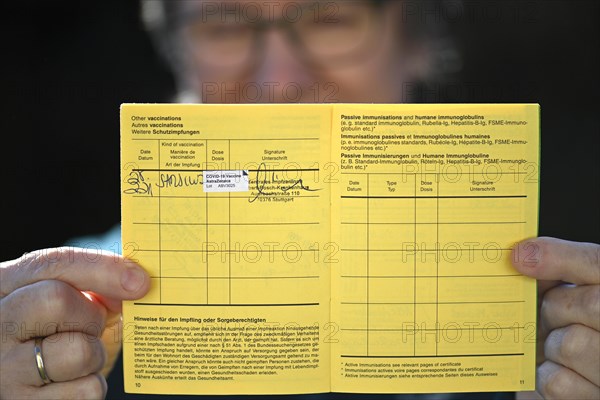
top-left (511, 237), bottom-right (600, 285)
top-left (0, 247), bottom-right (150, 308)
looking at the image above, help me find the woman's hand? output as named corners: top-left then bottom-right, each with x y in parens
top-left (0, 247), bottom-right (150, 399)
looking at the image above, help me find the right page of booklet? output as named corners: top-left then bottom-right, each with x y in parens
top-left (330, 104), bottom-right (539, 393)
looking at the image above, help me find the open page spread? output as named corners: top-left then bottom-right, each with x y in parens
top-left (120, 104), bottom-right (539, 395)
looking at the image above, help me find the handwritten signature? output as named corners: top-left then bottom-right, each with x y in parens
top-left (123, 170), bottom-right (152, 196)
top-left (156, 173), bottom-right (203, 189)
top-left (123, 171), bottom-right (204, 195)
top-left (249, 163), bottom-right (320, 203)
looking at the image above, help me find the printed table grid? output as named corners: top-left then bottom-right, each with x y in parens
top-left (127, 138), bottom-right (322, 307)
top-left (339, 172), bottom-right (529, 358)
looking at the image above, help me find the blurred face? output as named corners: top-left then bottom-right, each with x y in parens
top-left (173, 0), bottom-right (421, 103)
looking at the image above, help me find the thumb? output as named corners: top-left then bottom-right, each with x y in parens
top-left (0, 247), bottom-right (150, 313)
top-left (511, 237), bottom-right (600, 286)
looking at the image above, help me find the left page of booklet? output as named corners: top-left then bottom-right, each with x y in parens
top-left (120, 104), bottom-right (332, 395)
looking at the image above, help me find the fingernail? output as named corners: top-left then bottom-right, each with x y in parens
top-left (121, 267), bottom-right (145, 292)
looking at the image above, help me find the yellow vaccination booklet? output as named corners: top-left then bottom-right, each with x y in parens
top-left (120, 104), bottom-right (539, 395)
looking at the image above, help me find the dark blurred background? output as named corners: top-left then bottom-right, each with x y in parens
top-left (3, 1), bottom-right (599, 262)
top-left (2, 1), bottom-right (599, 398)
top-left (4, 2), bottom-right (174, 260)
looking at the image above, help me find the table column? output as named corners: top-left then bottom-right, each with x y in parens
top-left (156, 139), bottom-right (207, 305)
top-left (205, 139), bottom-right (231, 304)
top-left (436, 170), bottom-right (530, 356)
top-left (122, 139), bottom-right (161, 303)
top-left (414, 173), bottom-right (440, 356)
top-left (366, 173), bottom-right (417, 357)
top-left (340, 173), bottom-right (369, 355)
